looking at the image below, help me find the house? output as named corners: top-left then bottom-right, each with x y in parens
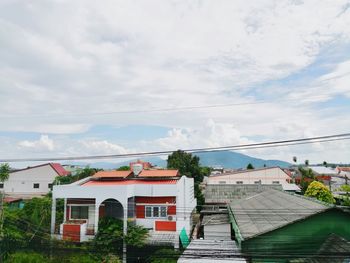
top-left (228, 189), bottom-right (350, 261)
top-left (207, 167), bottom-right (300, 192)
top-left (336, 166), bottom-right (350, 178)
top-left (0, 163), bottom-right (69, 198)
top-left (50, 162), bottom-right (196, 246)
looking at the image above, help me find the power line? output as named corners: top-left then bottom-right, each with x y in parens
top-left (0, 94), bottom-right (334, 119)
top-left (1, 132), bottom-right (350, 163)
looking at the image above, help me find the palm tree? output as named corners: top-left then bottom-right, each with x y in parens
top-left (305, 160), bottom-right (309, 166)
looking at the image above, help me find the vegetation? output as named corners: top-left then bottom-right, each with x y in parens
top-left (54, 167), bottom-right (99, 185)
top-left (246, 163), bottom-right (254, 169)
top-left (305, 181), bottom-right (335, 204)
top-left (148, 248), bottom-right (181, 263)
top-left (0, 163), bottom-right (10, 182)
top-left (298, 167), bottom-right (315, 193)
top-left (304, 160), bottom-right (309, 166)
top-left (116, 166), bottom-right (130, 171)
top-left (92, 217), bottom-right (148, 254)
top-left (167, 150), bottom-right (211, 211)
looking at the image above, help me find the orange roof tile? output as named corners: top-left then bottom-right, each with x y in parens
top-left (138, 169), bottom-right (179, 177)
top-left (83, 180), bottom-right (178, 186)
top-left (92, 170), bottom-right (132, 178)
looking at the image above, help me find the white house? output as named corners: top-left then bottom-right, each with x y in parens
top-left (207, 167), bottom-right (300, 192)
top-left (51, 163), bottom-right (196, 246)
top-left (0, 163), bottom-right (69, 198)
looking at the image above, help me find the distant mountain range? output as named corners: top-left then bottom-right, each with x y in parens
top-left (70, 151), bottom-right (291, 170)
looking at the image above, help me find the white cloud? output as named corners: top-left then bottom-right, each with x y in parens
top-left (18, 135), bottom-right (55, 151)
top-left (79, 140), bottom-right (128, 155)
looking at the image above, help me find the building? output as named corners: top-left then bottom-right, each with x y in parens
top-left (207, 167), bottom-right (300, 192)
top-left (50, 162), bottom-right (196, 245)
top-left (228, 189), bottom-right (350, 261)
top-left (0, 163), bottom-right (69, 198)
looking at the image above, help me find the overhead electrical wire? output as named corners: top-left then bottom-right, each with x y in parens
top-left (1, 132), bottom-right (350, 162)
top-left (0, 94), bottom-right (334, 119)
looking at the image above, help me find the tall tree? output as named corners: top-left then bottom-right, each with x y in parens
top-left (323, 161), bottom-right (328, 167)
top-left (293, 156), bottom-right (297, 164)
top-left (304, 160), bottom-right (309, 166)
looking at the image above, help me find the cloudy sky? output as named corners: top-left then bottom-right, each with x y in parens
top-left (1, 0), bottom-right (350, 167)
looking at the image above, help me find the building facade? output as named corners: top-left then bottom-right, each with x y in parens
top-left (51, 165), bottom-right (196, 245)
top-left (0, 163), bottom-right (69, 198)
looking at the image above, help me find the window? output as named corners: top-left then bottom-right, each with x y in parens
top-left (70, 206), bottom-right (89, 219)
top-left (145, 206), bottom-right (167, 218)
top-left (272, 181), bottom-right (280, 184)
top-left (33, 183), bottom-right (40, 189)
top-left (48, 183), bottom-right (53, 190)
top-left (219, 181), bottom-right (226, 184)
top-left (254, 181), bottom-right (261, 184)
top-left (0, 183), bottom-right (3, 188)
top-left (236, 181), bottom-right (243, 184)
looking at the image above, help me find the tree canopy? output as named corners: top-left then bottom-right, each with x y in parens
top-left (305, 181), bottom-right (335, 204)
top-left (246, 163), bottom-right (254, 169)
top-left (0, 163), bottom-right (10, 182)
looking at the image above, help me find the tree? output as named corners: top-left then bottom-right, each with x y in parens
top-left (305, 160), bottom-right (309, 166)
top-left (167, 150), bottom-right (211, 211)
top-left (305, 181), bottom-right (335, 204)
top-left (76, 167), bottom-right (99, 180)
top-left (246, 163), bottom-right (254, 170)
top-left (323, 161), bottom-right (328, 167)
top-left (148, 248), bottom-right (180, 263)
top-left (116, 166), bottom-right (130, 171)
top-left (0, 163), bottom-right (10, 182)
top-left (293, 156), bottom-right (297, 164)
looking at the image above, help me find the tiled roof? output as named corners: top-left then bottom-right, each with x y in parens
top-left (92, 170), bottom-right (132, 178)
top-left (83, 179), bottom-right (178, 186)
top-left (138, 169), bottom-right (179, 177)
top-left (50, 163), bottom-right (70, 176)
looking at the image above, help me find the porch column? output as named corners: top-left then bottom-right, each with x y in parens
top-left (63, 198), bottom-right (67, 222)
top-left (50, 197), bottom-right (56, 235)
top-left (123, 207), bottom-right (128, 263)
top-left (94, 201), bottom-right (100, 235)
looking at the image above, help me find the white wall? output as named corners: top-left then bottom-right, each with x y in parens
top-left (208, 167), bottom-right (291, 186)
top-left (2, 164), bottom-right (58, 197)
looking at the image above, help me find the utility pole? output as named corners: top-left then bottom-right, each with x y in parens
top-left (0, 191), bottom-right (4, 263)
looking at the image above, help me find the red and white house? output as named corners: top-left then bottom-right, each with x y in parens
top-left (51, 162), bottom-right (196, 245)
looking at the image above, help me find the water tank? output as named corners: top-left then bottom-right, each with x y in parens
top-left (132, 163), bottom-right (143, 176)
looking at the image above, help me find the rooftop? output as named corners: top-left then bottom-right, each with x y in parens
top-left (82, 179), bottom-right (178, 186)
top-left (308, 166), bottom-right (338, 175)
top-left (230, 189), bottom-right (330, 240)
top-left (139, 169), bottom-right (179, 177)
top-left (92, 170), bottom-right (132, 178)
top-left (202, 213), bottom-right (230, 225)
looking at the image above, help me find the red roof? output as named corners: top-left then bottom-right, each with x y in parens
top-left (50, 163), bottom-right (70, 176)
top-left (138, 169), bottom-right (179, 177)
top-left (92, 170), bottom-right (132, 178)
top-left (83, 180), bottom-right (177, 186)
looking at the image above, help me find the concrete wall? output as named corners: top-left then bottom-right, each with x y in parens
top-left (208, 167), bottom-right (292, 188)
top-left (1, 165), bottom-right (58, 197)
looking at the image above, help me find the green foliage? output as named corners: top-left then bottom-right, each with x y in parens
top-left (125, 224), bottom-right (149, 247)
top-left (338, 185), bottom-right (350, 193)
top-left (305, 159), bottom-right (309, 166)
top-left (148, 248), bottom-right (180, 263)
top-left (0, 163), bottom-right (10, 182)
top-left (305, 181), bottom-right (335, 204)
top-left (167, 150), bottom-right (211, 211)
top-left (341, 196), bottom-right (350, 206)
top-left (54, 175), bottom-right (74, 185)
top-left (167, 150), bottom-right (203, 183)
top-left (92, 217), bottom-right (148, 253)
top-left (323, 161), bottom-right (328, 167)
top-left (76, 167), bottom-right (99, 180)
top-left (116, 166), bottom-right (130, 171)
top-left (246, 163), bottom-right (254, 169)
top-left (5, 252), bottom-right (47, 263)
top-left (298, 167), bottom-right (316, 193)
top-left (66, 254), bottom-right (97, 263)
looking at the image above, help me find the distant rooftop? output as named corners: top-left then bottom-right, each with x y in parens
top-left (230, 189), bottom-right (330, 240)
top-left (308, 166), bottom-right (338, 175)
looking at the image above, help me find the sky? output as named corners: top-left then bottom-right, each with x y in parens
top-left (1, 0), bottom-right (350, 167)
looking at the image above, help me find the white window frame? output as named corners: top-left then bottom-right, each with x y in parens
top-left (69, 205), bottom-right (89, 220)
top-left (145, 206), bottom-right (167, 218)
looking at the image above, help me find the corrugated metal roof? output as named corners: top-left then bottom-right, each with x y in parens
top-left (230, 189), bottom-right (330, 241)
top-left (82, 179), bottom-right (178, 186)
top-left (202, 214), bottom-right (230, 225)
top-left (92, 170), bottom-right (132, 178)
top-left (309, 166), bottom-right (338, 175)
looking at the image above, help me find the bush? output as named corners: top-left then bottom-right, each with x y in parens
top-left (305, 181), bottom-right (335, 204)
top-left (5, 252), bottom-right (47, 263)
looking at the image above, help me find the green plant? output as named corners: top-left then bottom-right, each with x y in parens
top-left (148, 248), bottom-right (180, 263)
top-left (0, 163), bottom-right (10, 182)
top-left (5, 251), bottom-right (48, 263)
top-left (305, 181), bottom-right (335, 204)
